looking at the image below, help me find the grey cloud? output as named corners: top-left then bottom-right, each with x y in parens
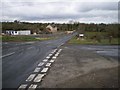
top-left (77, 2), bottom-right (118, 12)
top-left (1, 1), bottom-right (118, 23)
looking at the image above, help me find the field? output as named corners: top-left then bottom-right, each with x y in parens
top-left (2, 35), bottom-right (52, 42)
top-left (69, 32), bottom-right (119, 45)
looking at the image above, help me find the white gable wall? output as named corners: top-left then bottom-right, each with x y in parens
top-left (5, 30), bottom-right (31, 35)
top-left (18, 31), bottom-right (31, 35)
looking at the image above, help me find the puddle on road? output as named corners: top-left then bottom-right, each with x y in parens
top-left (96, 50), bottom-right (118, 57)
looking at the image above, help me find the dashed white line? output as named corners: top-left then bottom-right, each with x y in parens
top-left (41, 68), bottom-right (49, 73)
top-left (26, 74), bottom-right (36, 82)
top-left (28, 84), bottom-right (37, 89)
top-left (48, 54), bottom-right (53, 57)
top-left (46, 63), bottom-right (51, 67)
top-left (18, 84), bottom-right (27, 90)
top-left (46, 56), bottom-right (50, 59)
top-left (34, 67), bottom-right (41, 73)
top-left (33, 74), bottom-right (45, 82)
top-left (1, 52), bottom-right (15, 58)
top-left (43, 59), bottom-right (48, 62)
top-left (61, 43), bottom-right (64, 46)
top-left (38, 62), bottom-right (44, 66)
top-left (51, 49), bottom-right (57, 54)
top-left (4, 42), bottom-right (8, 44)
top-left (51, 51), bottom-right (54, 54)
top-left (54, 49), bottom-right (57, 51)
top-left (49, 60), bottom-right (55, 63)
top-left (58, 49), bottom-right (62, 53)
top-left (18, 48), bottom-right (63, 90)
top-left (55, 53), bottom-right (59, 57)
top-left (52, 56), bottom-right (57, 59)
top-left (27, 47), bottom-right (33, 50)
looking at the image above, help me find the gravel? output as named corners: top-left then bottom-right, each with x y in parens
top-left (38, 44), bottom-right (119, 88)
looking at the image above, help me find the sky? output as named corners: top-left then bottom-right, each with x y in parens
top-left (1, 0), bottom-right (119, 24)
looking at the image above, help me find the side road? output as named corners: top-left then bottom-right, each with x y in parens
top-left (38, 44), bottom-right (119, 88)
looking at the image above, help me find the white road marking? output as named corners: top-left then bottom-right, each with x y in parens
top-left (4, 42), bottom-right (8, 44)
top-left (58, 49), bottom-right (62, 53)
top-left (43, 59), bottom-right (48, 62)
top-left (38, 62), bottom-right (44, 66)
top-left (46, 56), bottom-right (50, 59)
top-left (51, 51), bottom-right (56, 54)
top-left (41, 68), bottom-right (49, 73)
top-left (1, 52), bottom-right (15, 58)
top-left (54, 49), bottom-right (57, 51)
top-left (52, 56), bottom-right (57, 59)
top-left (55, 53), bottom-right (59, 57)
top-left (18, 84), bottom-right (27, 90)
top-left (48, 54), bottom-right (53, 57)
top-left (26, 74), bottom-right (36, 82)
top-left (28, 84), bottom-right (37, 89)
top-left (33, 74), bottom-right (45, 82)
top-left (34, 67), bottom-right (41, 73)
top-left (51, 49), bottom-right (57, 54)
top-left (46, 63), bottom-right (51, 67)
top-left (61, 43), bottom-right (64, 46)
top-left (27, 47), bottom-right (33, 50)
top-left (49, 60), bottom-right (55, 63)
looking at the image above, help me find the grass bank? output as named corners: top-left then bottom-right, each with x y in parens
top-left (69, 37), bottom-right (119, 45)
top-left (2, 35), bottom-right (52, 42)
top-left (69, 32), bottom-right (119, 45)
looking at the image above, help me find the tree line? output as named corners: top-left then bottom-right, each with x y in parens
top-left (1, 21), bottom-right (120, 38)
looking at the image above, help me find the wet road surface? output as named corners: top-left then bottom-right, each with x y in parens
top-left (70, 45), bottom-right (119, 61)
top-left (2, 33), bottom-right (76, 88)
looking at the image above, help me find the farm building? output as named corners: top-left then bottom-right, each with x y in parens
top-left (5, 30), bottom-right (31, 35)
top-left (65, 31), bottom-right (74, 34)
top-left (46, 24), bottom-right (57, 33)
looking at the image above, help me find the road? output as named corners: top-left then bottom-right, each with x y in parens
top-left (2, 33), bottom-right (76, 88)
top-left (70, 45), bottom-right (119, 61)
top-left (39, 44), bottom-right (119, 88)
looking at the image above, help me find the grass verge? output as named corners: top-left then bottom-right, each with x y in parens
top-left (2, 35), bottom-right (52, 42)
top-left (68, 37), bottom-right (120, 45)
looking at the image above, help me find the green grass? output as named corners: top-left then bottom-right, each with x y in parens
top-left (35, 37), bottom-right (52, 41)
top-left (69, 32), bottom-right (120, 45)
top-left (69, 37), bottom-right (119, 45)
top-left (2, 35), bottom-right (52, 42)
top-left (84, 32), bottom-right (108, 39)
top-left (0, 35), bottom-right (2, 41)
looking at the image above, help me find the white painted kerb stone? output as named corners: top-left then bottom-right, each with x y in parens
top-left (34, 67), bottom-right (41, 72)
top-left (26, 74), bottom-right (36, 82)
top-left (41, 68), bottom-right (49, 73)
top-left (18, 84), bottom-right (27, 90)
top-left (46, 63), bottom-right (51, 67)
top-left (49, 60), bottom-right (55, 63)
top-left (38, 62), bottom-right (44, 66)
top-left (34, 74), bottom-right (45, 82)
top-left (29, 84), bottom-right (37, 89)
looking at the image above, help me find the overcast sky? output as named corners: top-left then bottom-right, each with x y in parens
top-left (1, 0), bottom-right (119, 23)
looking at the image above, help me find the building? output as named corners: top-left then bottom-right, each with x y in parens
top-left (46, 24), bottom-right (57, 33)
top-left (65, 31), bottom-right (74, 34)
top-left (5, 30), bottom-right (31, 35)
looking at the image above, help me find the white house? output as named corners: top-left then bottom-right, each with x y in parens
top-left (5, 30), bottom-right (31, 35)
top-left (18, 30), bottom-right (31, 35)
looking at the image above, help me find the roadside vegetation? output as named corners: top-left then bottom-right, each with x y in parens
top-left (0, 35), bottom-right (2, 41)
top-left (69, 32), bottom-right (119, 45)
top-left (1, 20), bottom-right (120, 44)
top-left (2, 35), bottom-right (52, 42)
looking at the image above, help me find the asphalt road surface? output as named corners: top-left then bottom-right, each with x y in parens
top-left (2, 33), bottom-right (76, 88)
top-left (70, 45), bottom-right (119, 61)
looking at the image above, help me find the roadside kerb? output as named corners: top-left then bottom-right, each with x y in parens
top-left (18, 48), bottom-right (62, 90)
